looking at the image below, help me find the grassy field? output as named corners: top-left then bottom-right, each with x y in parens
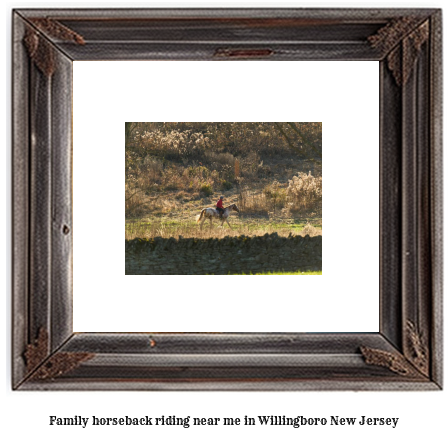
top-left (125, 216), bottom-right (322, 240)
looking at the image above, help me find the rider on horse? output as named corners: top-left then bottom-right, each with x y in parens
top-left (216, 195), bottom-right (225, 217)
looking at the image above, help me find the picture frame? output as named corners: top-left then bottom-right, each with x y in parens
top-left (12, 8), bottom-right (442, 390)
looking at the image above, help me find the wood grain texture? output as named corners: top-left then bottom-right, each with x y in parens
top-left (29, 57), bottom-right (52, 345)
top-left (429, 10), bottom-right (443, 388)
top-left (12, 7), bottom-right (442, 391)
top-left (12, 13), bottom-right (30, 388)
top-left (50, 49), bottom-right (73, 350)
top-left (379, 59), bottom-right (402, 350)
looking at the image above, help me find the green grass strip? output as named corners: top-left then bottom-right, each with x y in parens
top-left (231, 270), bottom-right (322, 275)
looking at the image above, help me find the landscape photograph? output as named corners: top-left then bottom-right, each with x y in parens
top-left (125, 122), bottom-right (322, 275)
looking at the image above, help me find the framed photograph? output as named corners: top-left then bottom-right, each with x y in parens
top-left (12, 8), bottom-right (442, 390)
top-left (124, 121), bottom-right (323, 276)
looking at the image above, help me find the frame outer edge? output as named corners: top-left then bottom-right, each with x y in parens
top-left (18, 380), bottom-right (441, 392)
top-left (14, 8), bottom-right (439, 20)
top-left (12, 11), bottom-right (30, 388)
top-left (429, 10), bottom-right (443, 388)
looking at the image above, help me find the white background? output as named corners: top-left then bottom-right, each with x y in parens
top-left (3, 1), bottom-right (446, 438)
top-left (73, 60), bottom-right (379, 333)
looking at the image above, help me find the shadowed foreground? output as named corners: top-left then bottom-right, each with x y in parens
top-left (125, 233), bottom-right (322, 275)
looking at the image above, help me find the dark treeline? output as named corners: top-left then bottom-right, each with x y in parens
top-left (125, 122), bottom-right (322, 160)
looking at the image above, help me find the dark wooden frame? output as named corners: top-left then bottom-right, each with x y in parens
top-left (12, 8), bottom-right (442, 390)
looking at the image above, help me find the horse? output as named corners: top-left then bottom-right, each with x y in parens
top-left (196, 204), bottom-right (240, 230)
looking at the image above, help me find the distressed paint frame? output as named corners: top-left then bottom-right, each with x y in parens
top-left (12, 8), bottom-right (442, 390)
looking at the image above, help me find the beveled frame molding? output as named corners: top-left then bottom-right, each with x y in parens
top-left (12, 8), bottom-right (442, 390)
